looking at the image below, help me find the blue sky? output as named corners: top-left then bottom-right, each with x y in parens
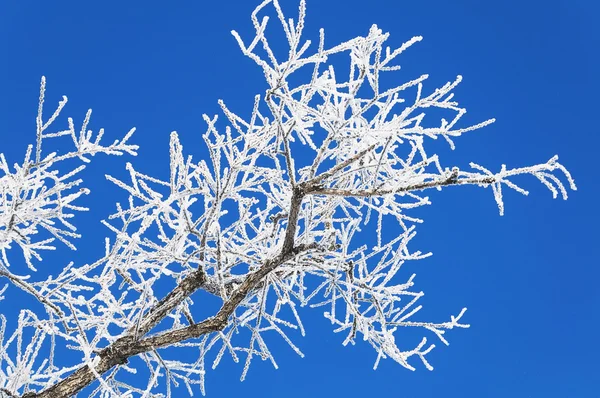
top-left (1, 0), bottom-right (599, 397)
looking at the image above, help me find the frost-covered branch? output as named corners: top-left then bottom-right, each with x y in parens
top-left (0, 77), bottom-right (137, 311)
top-left (0, 1), bottom-right (575, 397)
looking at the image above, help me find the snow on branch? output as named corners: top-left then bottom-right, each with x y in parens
top-left (1, 77), bottom-right (137, 271)
top-left (0, 1), bottom-right (574, 397)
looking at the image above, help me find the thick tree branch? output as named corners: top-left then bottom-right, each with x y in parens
top-left (30, 189), bottom-right (307, 398)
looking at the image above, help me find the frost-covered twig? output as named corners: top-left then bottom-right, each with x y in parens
top-left (0, 77), bottom-right (137, 309)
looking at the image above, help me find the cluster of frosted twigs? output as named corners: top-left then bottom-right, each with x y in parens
top-left (0, 1), bottom-right (574, 397)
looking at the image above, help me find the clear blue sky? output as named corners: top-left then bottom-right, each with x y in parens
top-left (1, 1), bottom-right (598, 397)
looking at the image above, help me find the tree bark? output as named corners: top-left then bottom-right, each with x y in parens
top-left (29, 189), bottom-right (306, 398)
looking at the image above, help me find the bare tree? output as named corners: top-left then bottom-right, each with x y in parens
top-left (0, 1), bottom-right (576, 397)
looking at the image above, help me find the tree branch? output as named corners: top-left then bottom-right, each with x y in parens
top-left (30, 188), bottom-right (308, 398)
